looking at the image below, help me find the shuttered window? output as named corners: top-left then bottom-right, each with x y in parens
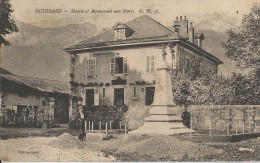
top-left (86, 58), bottom-right (96, 77)
top-left (146, 56), bottom-right (155, 73)
top-left (111, 57), bottom-right (128, 75)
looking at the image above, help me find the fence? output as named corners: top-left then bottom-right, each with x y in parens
top-left (188, 105), bottom-right (260, 135)
top-left (83, 120), bottom-right (128, 135)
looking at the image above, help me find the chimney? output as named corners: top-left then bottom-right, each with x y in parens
top-left (198, 38), bottom-right (202, 48)
top-left (189, 22), bottom-right (194, 43)
top-left (174, 26), bottom-right (180, 35)
top-left (173, 16), bottom-right (188, 37)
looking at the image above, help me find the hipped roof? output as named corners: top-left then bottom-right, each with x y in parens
top-left (64, 15), bottom-right (222, 64)
top-left (65, 15), bottom-right (179, 51)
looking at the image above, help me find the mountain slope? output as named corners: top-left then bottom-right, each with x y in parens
top-left (1, 21), bottom-right (99, 81)
top-left (197, 29), bottom-right (243, 76)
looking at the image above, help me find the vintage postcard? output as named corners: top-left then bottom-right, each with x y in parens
top-left (1, 0), bottom-right (260, 162)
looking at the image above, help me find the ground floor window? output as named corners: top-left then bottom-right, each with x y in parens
top-left (86, 89), bottom-right (94, 106)
top-left (145, 87), bottom-right (155, 105)
top-left (114, 88), bottom-right (124, 106)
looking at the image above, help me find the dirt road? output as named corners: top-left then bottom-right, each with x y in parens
top-left (0, 133), bottom-right (115, 162)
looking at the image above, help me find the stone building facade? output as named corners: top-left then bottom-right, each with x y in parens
top-left (64, 15), bottom-right (222, 119)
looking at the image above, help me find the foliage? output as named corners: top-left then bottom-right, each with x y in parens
top-left (172, 68), bottom-right (260, 105)
top-left (124, 103), bottom-right (149, 129)
top-left (83, 105), bottom-right (128, 129)
top-left (0, 0), bottom-right (19, 46)
top-left (221, 2), bottom-right (260, 69)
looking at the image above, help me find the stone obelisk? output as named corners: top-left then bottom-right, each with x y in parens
top-left (130, 45), bottom-right (195, 135)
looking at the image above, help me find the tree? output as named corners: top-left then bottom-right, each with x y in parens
top-left (0, 0), bottom-right (19, 46)
top-left (222, 3), bottom-right (260, 70)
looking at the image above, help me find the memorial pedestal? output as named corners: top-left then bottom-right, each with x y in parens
top-left (129, 63), bottom-right (196, 135)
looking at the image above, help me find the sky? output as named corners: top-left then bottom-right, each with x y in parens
top-left (10, 0), bottom-right (258, 30)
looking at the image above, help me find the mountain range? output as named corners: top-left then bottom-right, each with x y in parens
top-left (1, 21), bottom-right (99, 81)
top-left (1, 20), bottom-right (240, 82)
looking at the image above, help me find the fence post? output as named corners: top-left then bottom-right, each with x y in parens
top-left (91, 121), bottom-right (94, 133)
top-left (209, 123), bottom-right (212, 136)
top-left (105, 122), bottom-right (108, 135)
top-left (109, 121), bottom-right (112, 130)
top-left (119, 121), bottom-right (122, 130)
top-left (88, 121), bottom-right (90, 131)
top-left (235, 121), bottom-right (238, 135)
top-left (209, 109), bottom-right (212, 136)
top-left (99, 121), bottom-right (101, 131)
top-left (249, 122), bottom-right (251, 133)
top-left (124, 123), bottom-right (127, 135)
top-left (243, 122), bottom-right (245, 134)
top-left (85, 121), bottom-right (87, 140)
top-left (227, 123), bottom-right (230, 135)
top-left (190, 116), bottom-right (193, 137)
top-left (85, 121), bottom-right (87, 132)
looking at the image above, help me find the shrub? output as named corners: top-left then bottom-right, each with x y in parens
top-left (124, 103), bottom-right (149, 129)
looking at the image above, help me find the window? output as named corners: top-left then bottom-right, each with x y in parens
top-left (115, 29), bottom-right (126, 40)
top-left (111, 57), bottom-right (127, 74)
top-left (102, 88), bottom-right (106, 99)
top-left (145, 87), bottom-right (155, 105)
top-left (146, 56), bottom-right (155, 73)
top-left (133, 86), bottom-right (137, 98)
top-left (86, 58), bottom-right (96, 77)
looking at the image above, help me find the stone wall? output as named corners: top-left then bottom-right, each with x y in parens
top-left (187, 105), bottom-right (260, 133)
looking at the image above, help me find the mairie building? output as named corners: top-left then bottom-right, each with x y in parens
top-left (64, 15), bottom-right (222, 119)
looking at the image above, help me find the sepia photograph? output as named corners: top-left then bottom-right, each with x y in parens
top-left (0, 0), bottom-right (260, 162)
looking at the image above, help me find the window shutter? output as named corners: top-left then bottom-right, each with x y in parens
top-left (92, 58), bottom-right (96, 76)
top-left (123, 57), bottom-right (128, 74)
top-left (110, 58), bottom-right (115, 74)
top-left (146, 56), bottom-right (150, 73)
top-left (94, 88), bottom-right (99, 106)
top-left (151, 56), bottom-right (155, 73)
top-left (86, 60), bottom-right (89, 76)
top-left (81, 89), bottom-right (86, 105)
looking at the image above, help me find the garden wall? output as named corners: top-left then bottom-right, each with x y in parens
top-left (188, 105), bottom-right (260, 134)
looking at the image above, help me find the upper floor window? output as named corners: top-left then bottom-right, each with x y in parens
top-left (86, 58), bottom-right (96, 77)
top-left (146, 56), bottom-right (155, 73)
top-left (113, 22), bottom-right (134, 40)
top-left (111, 57), bottom-right (127, 75)
top-left (115, 29), bottom-right (126, 40)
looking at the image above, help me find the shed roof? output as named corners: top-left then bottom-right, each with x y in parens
top-left (0, 74), bottom-right (70, 94)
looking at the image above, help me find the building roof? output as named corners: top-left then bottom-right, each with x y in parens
top-left (0, 74), bottom-right (70, 94)
top-left (0, 67), bottom-right (14, 75)
top-left (65, 15), bottom-right (179, 51)
top-left (64, 15), bottom-right (222, 65)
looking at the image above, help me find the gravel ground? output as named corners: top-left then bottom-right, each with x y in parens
top-left (1, 128), bottom-right (260, 161)
top-left (0, 133), bottom-right (115, 162)
top-left (203, 138), bottom-right (260, 161)
top-left (86, 134), bottom-right (223, 161)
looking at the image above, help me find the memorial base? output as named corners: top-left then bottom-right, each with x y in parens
top-left (129, 105), bottom-right (196, 135)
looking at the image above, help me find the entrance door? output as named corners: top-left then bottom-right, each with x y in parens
top-left (86, 89), bottom-right (94, 106)
top-left (145, 87), bottom-right (155, 105)
top-left (114, 88), bottom-right (124, 106)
